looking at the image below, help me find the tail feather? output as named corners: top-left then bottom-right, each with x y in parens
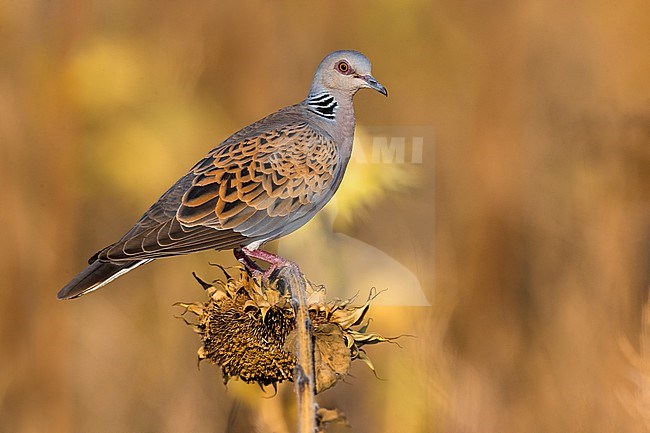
top-left (57, 259), bottom-right (151, 300)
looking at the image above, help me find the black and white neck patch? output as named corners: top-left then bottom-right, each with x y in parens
top-left (306, 92), bottom-right (338, 120)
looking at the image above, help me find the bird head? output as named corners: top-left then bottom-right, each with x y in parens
top-left (310, 50), bottom-right (388, 98)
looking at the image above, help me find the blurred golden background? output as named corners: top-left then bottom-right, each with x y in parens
top-left (1, 1), bottom-right (649, 432)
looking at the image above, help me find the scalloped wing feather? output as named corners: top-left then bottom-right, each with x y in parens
top-left (177, 114), bottom-right (338, 236)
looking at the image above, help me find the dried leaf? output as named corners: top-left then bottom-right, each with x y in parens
top-left (317, 407), bottom-right (348, 432)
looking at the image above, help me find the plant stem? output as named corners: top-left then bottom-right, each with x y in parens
top-left (278, 263), bottom-right (317, 433)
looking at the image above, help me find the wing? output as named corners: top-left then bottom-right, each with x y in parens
top-left (177, 116), bottom-right (339, 236)
top-left (96, 108), bottom-right (339, 263)
top-left (94, 172), bottom-right (249, 262)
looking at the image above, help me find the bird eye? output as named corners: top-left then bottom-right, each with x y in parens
top-left (336, 61), bottom-right (352, 75)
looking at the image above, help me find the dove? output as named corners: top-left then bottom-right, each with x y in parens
top-left (58, 50), bottom-right (387, 299)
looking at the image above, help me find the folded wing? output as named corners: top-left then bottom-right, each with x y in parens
top-left (96, 111), bottom-right (338, 262)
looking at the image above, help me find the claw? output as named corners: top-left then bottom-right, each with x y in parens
top-left (233, 247), bottom-right (292, 283)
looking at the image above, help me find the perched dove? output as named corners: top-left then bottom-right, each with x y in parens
top-left (58, 50), bottom-right (387, 300)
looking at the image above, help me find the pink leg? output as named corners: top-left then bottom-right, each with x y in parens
top-left (239, 247), bottom-right (292, 279)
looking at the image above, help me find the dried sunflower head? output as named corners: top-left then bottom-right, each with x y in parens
top-left (176, 266), bottom-right (395, 393)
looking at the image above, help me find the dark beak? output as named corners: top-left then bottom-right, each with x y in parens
top-left (361, 74), bottom-right (388, 97)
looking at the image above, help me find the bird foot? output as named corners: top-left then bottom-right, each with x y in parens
top-left (233, 248), bottom-right (263, 275)
top-left (233, 247), bottom-right (291, 282)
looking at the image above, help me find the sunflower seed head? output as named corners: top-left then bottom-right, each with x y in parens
top-left (177, 267), bottom-right (397, 393)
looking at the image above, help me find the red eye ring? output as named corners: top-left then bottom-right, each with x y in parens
top-left (336, 61), bottom-right (352, 75)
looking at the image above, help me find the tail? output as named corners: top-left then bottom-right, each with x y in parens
top-left (57, 259), bottom-right (151, 300)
